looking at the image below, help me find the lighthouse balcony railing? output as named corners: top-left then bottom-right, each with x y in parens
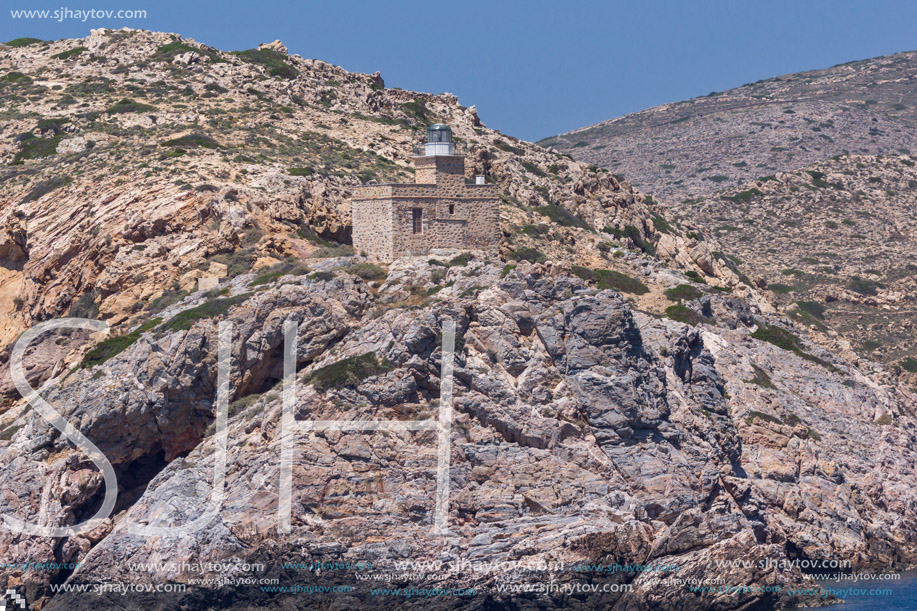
top-left (413, 141), bottom-right (467, 156)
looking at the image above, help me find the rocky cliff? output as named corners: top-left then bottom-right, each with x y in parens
top-left (1, 30), bottom-right (916, 611)
top-left (0, 27), bottom-right (704, 405)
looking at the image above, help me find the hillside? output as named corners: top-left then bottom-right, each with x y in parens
top-left (669, 153), bottom-right (917, 373)
top-left (0, 29), bottom-right (916, 611)
top-left (540, 51), bottom-right (917, 204)
top-left (1, 28), bottom-right (740, 402)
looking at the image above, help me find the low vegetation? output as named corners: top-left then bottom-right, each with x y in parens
top-left (508, 247), bottom-right (546, 264)
top-left (665, 304), bottom-right (708, 325)
top-left (12, 135), bottom-right (63, 165)
top-left (78, 318), bottom-right (161, 369)
top-left (570, 266), bottom-right (649, 295)
top-left (664, 284), bottom-right (703, 302)
top-left (751, 323), bottom-right (837, 371)
top-left (161, 133), bottom-right (221, 149)
top-left (162, 294), bottom-right (250, 332)
top-left (534, 205), bottom-right (592, 231)
top-left (232, 48), bottom-right (297, 79)
top-left (251, 260), bottom-right (311, 286)
top-left (308, 352), bottom-right (393, 391)
top-left (106, 98), bottom-right (155, 114)
top-left (20, 176), bottom-right (72, 203)
top-left (748, 363), bottom-right (776, 389)
top-left (345, 263), bottom-right (387, 281)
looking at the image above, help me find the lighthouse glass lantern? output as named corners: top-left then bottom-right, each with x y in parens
top-left (425, 124), bottom-right (454, 156)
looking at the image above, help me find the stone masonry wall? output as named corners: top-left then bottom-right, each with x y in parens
top-left (414, 155), bottom-right (465, 187)
top-left (352, 156), bottom-right (500, 262)
top-left (351, 196), bottom-right (393, 260)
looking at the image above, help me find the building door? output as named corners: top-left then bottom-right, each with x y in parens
top-left (412, 208), bottom-right (423, 234)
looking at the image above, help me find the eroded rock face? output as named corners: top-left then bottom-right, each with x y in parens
top-left (0, 260), bottom-right (912, 610)
top-left (0, 217), bottom-right (27, 262)
top-left (0, 27), bottom-right (673, 357)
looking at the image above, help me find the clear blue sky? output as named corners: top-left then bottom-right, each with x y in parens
top-left (3, 0), bottom-right (916, 141)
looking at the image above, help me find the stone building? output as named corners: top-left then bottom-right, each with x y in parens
top-left (351, 124), bottom-right (500, 261)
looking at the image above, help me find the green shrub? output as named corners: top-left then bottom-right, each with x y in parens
top-left (751, 324), bottom-right (803, 352)
top-left (596, 269), bottom-right (649, 294)
top-left (724, 188), bottom-right (763, 202)
top-left (0, 424), bottom-right (24, 441)
top-left (5, 38), bottom-right (43, 47)
top-left (19, 175), bottom-right (71, 202)
top-left (346, 263), bottom-right (387, 280)
top-left (78, 318), bottom-right (161, 369)
top-left (232, 48), bottom-right (298, 78)
top-left (684, 270), bottom-right (707, 284)
top-left (251, 260), bottom-right (310, 285)
top-left (400, 99), bottom-right (431, 124)
top-left (508, 247), bottom-right (546, 264)
top-left (519, 160), bottom-right (547, 177)
top-left (161, 133), bottom-right (221, 149)
top-left (12, 135), bottom-right (63, 165)
top-left (106, 98), bottom-right (155, 114)
top-left (604, 224), bottom-right (654, 254)
top-left (308, 271), bottom-right (335, 282)
top-left (796, 301), bottom-right (826, 320)
top-left (242, 228), bottom-right (264, 245)
top-left (36, 117), bottom-right (69, 133)
top-left (296, 225), bottom-right (332, 246)
top-left (768, 283), bottom-right (795, 294)
top-left (145, 289), bottom-right (190, 314)
top-left (651, 214), bottom-right (675, 234)
top-left (570, 265), bottom-right (598, 282)
top-left (571, 265), bottom-right (648, 295)
top-left (500, 264), bottom-right (517, 278)
top-left (534, 205), bottom-right (592, 231)
top-left (309, 352), bottom-right (394, 391)
top-left (228, 394), bottom-right (262, 417)
top-left (665, 304), bottom-right (707, 325)
top-left (288, 166), bottom-right (314, 176)
top-left (664, 284), bottom-right (703, 302)
top-left (494, 139), bottom-right (524, 155)
top-left (1, 71), bottom-right (32, 84)
top-left (748, 364), bottom-right (775, 389)
top-left (51, 47), bottom-right (87, 60)
top-left (900, 357), bottom-right (917, 373)
top-left (446, 253), bottom-right (474, 267)
top-left (162, 295), bottom-right (250, 332)
top-left (745, 410), bottom-right (782, 426)
top-left (521, 223), bottom-right (550, 236)
top-left (209, 250), bottom-right (256, 278)
top-left (154, 40), bottom-right (221, 63)
top-left (847, 276), bottom-right (882, 296)
top-left (751, 323), bottom-right (836, 371)
top-left (310, 245), bottom-right (355, 258)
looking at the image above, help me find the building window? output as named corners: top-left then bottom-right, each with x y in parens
top-left (412, 208), bottom-right (423, 234)
top-left (448, 204), bottom-right (455, 214)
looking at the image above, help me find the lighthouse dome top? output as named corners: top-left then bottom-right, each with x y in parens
top-left (427, 124), bottom-right (452, 143)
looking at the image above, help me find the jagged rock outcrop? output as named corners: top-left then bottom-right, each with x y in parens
top-left (0, 257), bottom-right (913, 610)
